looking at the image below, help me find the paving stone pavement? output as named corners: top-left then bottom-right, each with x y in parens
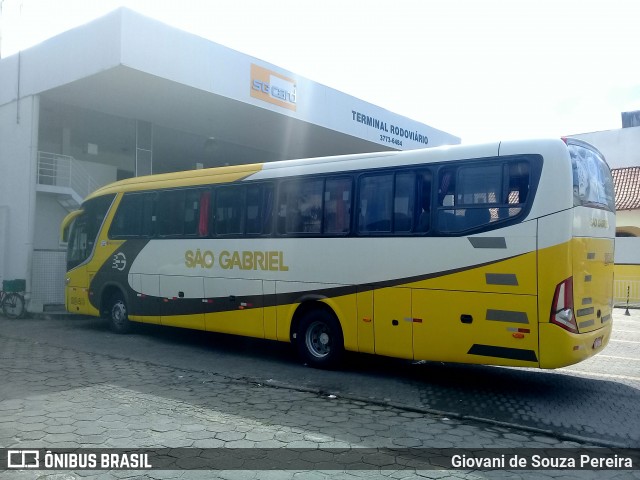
top-left (0, 333), bottom-right (638, 479)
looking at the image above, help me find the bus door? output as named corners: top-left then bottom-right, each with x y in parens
top-left (373, 287), bottom-right (413, 359)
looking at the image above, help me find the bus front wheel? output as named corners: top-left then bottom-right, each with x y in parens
top-left (107, 292), bottom-right (131, 334)
top-left (296, 309), bottom-right (344, 369)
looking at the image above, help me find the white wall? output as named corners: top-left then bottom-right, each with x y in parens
top-left (34, 194), bottom-right (69, 251)
top-left (615, 237), bottom-right (640, 264)
top-left (80, 161), bottom-right (118, 190)
top-left (618, 210), bottom-right (640, 226)
top-left (0, 13), bottom-right (122, 108)
top-left (0, 96), bottom-right (39, 288)
top-left (617, 210), bottom-right (640, 229)
top-left (0, 206), bottom-right (7, 285)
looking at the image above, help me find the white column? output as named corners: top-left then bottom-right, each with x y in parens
top-left (0, 94), bottom-right (40, 296)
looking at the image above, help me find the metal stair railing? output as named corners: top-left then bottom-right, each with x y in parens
top-left (37, 151), bottom-right (99, 201)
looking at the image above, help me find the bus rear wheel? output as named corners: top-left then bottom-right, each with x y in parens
top-left (296, 309), bottom-right (344, 369)
top-left (107, 292), bottom-right (131, 334)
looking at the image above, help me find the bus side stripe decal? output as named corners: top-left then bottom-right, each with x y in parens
top-left (91, 244), bottom-right (530, 318)
top-left (485, 309), bottom-right (529, 324)
top-left (467, 344), bottom-right (538, 362)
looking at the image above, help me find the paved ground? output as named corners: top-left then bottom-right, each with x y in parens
top-left (0, 309), bottom-right (638, 479)
top-left (2, 308), bottom-right (639, 448)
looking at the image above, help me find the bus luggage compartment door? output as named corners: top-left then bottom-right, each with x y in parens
top-left (412, 289), bottom-right (539, 367)
top-left (205, 277), bottom-right (264, 338)
top-left (160, 275), bottom-right (205, 330)
top-left (373, 287), bottom-right (413, 359)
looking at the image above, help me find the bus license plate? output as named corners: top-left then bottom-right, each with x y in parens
top-left (593, 336), bottom-right (603, 349)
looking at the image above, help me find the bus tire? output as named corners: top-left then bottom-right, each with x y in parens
top-left (296, 309), bottom-right (344, 369)
top-left (107, 292), bottom-right (131, 334)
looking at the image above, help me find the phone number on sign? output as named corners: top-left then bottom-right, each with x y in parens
top-left (380, 135), bottom-right (403, 146)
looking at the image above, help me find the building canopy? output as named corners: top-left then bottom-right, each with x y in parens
top-left (1, 7), bottom-right (459, 176)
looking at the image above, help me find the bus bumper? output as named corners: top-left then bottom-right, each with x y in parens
top-left (65, 286), bottom-right (99, 316)
top-left (538, 322), bottom-right (612, 369)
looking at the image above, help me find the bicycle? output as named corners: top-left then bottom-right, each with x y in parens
top-left (1, 280), bottom-right (26, 319)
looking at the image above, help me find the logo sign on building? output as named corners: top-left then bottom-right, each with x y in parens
top-left (250, 64), bottom-right (297, 111)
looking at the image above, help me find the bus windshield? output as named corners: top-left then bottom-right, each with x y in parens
top-left (67, 194), bottom-right (115, 271)
top-left (569, 141), bottom-right (615, 211)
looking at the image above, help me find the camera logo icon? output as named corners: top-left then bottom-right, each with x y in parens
top-left (7, 450), bottom-right (40, 468)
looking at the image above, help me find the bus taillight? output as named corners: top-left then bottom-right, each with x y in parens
top-left (550, 277), bottom-right (578, 333)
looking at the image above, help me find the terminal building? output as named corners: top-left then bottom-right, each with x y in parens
top-left (0, 8), bottom-right (460, 311)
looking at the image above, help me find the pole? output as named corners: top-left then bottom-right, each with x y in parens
top-left (625, 285), bottom-right (631, 316)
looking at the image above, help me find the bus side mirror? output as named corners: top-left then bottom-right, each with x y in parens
top-left (61, 224), bottom-right (71, 243)
top-left (60, 210), bottom-right (82, 244)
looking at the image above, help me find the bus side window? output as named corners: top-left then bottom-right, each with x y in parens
top-left (157, 190), bottom-right (187, 237)
top-left (278, 179), bottom-right (323, 234)
top-left (358, 174), bottom-right (392, 233)
top-left (505, 161), bottom-right (529, 218)
top-left (215, 185), bottom-right (244, 235)
top-left (415, 171), bottom-right (432, 233)
top-left (455, 164), bottom-right (499, 231)
top-left (435, 160), bottom-right (531, 234)
top-left (394, 173), bottom-right (414, 233)
top-left (463, 207), bottom-right (491, 229)
top-left (246, 183), bottom-right (274, 235)
top-left (109, 192), bottom-right (155, 238)
top-left (324, 177), bottom-right (351, 234)
top-left (183, 188), bottom-right (210, 236)
top-left (436, 168), bottom-right (457, 233)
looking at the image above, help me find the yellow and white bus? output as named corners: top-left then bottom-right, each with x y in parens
top-left (62, 138), bottom-right (615, 369)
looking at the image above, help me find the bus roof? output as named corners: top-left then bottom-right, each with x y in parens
top-left (85, 138), bottom-right (575, 202)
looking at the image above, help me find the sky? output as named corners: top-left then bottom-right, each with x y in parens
top-left (1, 0), bottom-right (639, 143)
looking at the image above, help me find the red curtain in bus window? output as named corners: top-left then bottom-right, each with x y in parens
top-left (198, 191), bottom-right (211, 237)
